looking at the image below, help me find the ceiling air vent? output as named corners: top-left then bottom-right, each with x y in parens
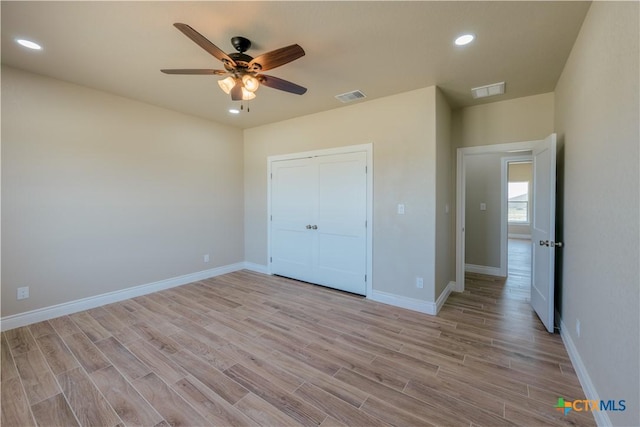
top-left (335, 90), bottom-right (367, 103)
top-left (471, 81), bottom-right (505, 99)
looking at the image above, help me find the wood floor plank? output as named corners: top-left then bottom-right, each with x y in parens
top-left (132, 372), bottom-right (209, 427)
top-left (1, 377), bottom-right (36, 427)
top-left (28, 321), bottom-right (56, 339)
top-left (4, 326), bottom-right (37, 355)
top-left (403, 377), bottom-right (516, 426)
top-left (95, 336), bottom-right (151, 381)
top-left (87, 306), bottom-right (142, 345)
top-left (61, 332), bottom-right (110, 373)
top-left (48, 316), bottom-right (82, 337)
top-left (69, 312), bottom-right (112, 342)
top-left (13, 349), bottom-right (61, 404)
top-left (169, 349), bottom-right (249, 405)
top-left (34, 333), bottom-right (80, 375)
top-left (30, 393), bottom-right (79, 427)
top-left (126, 339), bottom-right (188, 385)
top-left (294, 382), bottom-right (388, 427)
top-left (129, 321), bottom-right (181, 355)
top-left (168, 331), bottom-right (235, 371)
top-left (172, 376), bottom-right (259, 426)
top-left (1, 333), bottom-right (19, 381)
top-left (224, 363), bottom-right (327, 426)
top-left (91, 365), bottom-right (164, 426)
top-left (360, 395), bottom-right (438, 427)
top-left (234, 393), bottom-right (301, 427)
top-left (334, 367), bottom-right (471, 426)
top-left (58, 367), bottom-right (122, 427)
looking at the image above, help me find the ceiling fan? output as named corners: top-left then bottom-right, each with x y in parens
top-left (161, 23), bottom-right (307, 102)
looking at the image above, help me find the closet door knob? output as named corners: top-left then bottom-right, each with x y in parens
top-left (311, 225), bottom-right (318, 230)
top-left (305, 225), bottom-right (312, 229)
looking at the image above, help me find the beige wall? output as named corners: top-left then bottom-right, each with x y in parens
top-left (434, 88), bottom-right (453, 299)
top-left (456, 92), bottom-right (555, 147)
top-left (464, 153), bottom-right (503, 268)
top-left (554, 2), bottom-right (639, 425)
top-left (1, 66), bottom-right (245, 317)
top-left (244, 87), bottom-right (451, 302)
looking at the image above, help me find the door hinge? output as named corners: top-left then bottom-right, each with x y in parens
top-left (365, 166), bottom-right (368, 174)
top-left (270, 257), bottom-right (272, 263)
top-left (364, 274), bottom-right (367, 282)
top-left (270, 215), bottom-right (273, 221)
top-left (270, 173), bottom-right (273, 179)
top-left (365, 220), bottom-right (367, 228)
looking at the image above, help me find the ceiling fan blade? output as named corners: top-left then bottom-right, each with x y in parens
top-left (161, 69), bottom-right (227, 75)
top-left (249, 44), bottom-right (305, 72)
top-left (173, 23), bottom-right (236, 67)
top-left (230, 84), bottom-right (243, 101)
top-left (258, 74), bottom-right (307, 95)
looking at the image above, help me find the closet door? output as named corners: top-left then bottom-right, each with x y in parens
top-left (315, 152), bottom-right (367, 294)
top-left (270, 152), bottom-right (367, 295)
top-left (270, 158), bottom-right (317, 284)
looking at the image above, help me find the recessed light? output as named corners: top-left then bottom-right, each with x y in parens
top-left (16, 39), bottom-right (42, 50)
top-left (454, 34), bottom-right (475, 46)
top-left (229, 108), bottom-right (240, 114)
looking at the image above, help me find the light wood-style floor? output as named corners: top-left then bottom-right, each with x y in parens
top-left (2, 250), bottom-right (594, 426)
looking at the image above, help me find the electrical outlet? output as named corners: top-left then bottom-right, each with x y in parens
top-left (397, 204), bottom-right (405, 215)
top-left (416, 277), bottom-right (424, 289)
top-left (576, 319), bottom-right (581, 337)
top-left (204, 254), bottom-right (210, 263)
top-left (17, 286), bottom-right (29, 300)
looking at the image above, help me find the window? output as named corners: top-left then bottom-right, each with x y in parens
top-left (508, 181), bottom-right (529, 223)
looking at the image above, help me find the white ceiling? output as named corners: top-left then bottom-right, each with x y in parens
top-left (1, 1), bottom-right (591, 129)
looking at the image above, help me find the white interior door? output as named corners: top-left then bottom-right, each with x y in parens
top-left (270, 152), bottom-right (367, 295)
top-left (271, 158), bottom-right (317, 284)
top-left (316, 152), bottom-right (367, 294)
top-left (531, 133), bottom-right (557, 332)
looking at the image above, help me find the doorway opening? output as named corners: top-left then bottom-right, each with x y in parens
top-left (456, 141), bottom-right (537, 292)
top-left (505, 158), bottom-right (533, 300)
top-left (456, 134), bottom-right (558, 332)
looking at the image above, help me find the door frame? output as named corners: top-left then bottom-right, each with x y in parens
top-left (456, 139), bottom-right (543, 292)
top-left (267, 143), bottom-right (373, 297)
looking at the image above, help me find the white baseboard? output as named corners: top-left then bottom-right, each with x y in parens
top-left (465, 263), bottom-right (504, 277)
top-left (436, 281), bottom-right (455, 313)
top-left (368, 290), bottom-right (437, 315)
top-left (243, 262), bottom-right (269, 275)
top-left (559, 318), bottom-right (609, 426)
top-left (0, 262), bottom-right (245, 332)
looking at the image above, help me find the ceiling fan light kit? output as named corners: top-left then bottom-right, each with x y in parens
top-left (161, 23), bottom-right (307, 109)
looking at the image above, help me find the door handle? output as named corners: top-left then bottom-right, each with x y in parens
top-left (311, 225), bottom-right (318, 230)
top-left (306, 225), bottom-right (312, 229)
top-left (540, 240), bottom-right (564, 248)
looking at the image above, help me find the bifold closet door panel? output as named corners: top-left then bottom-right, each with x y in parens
top-left (315, 152), bottom-right (367, 295)
top-left (270, 158), bottom-right (317, 284)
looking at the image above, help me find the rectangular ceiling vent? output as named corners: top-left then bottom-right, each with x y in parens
top-left (335, 90), bottom-right (367, 103)
top-left (471, 81), bottom-right (505, 99)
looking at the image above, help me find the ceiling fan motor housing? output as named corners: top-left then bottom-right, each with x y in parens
top-left (231, 36), bottom-right (251, 53)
